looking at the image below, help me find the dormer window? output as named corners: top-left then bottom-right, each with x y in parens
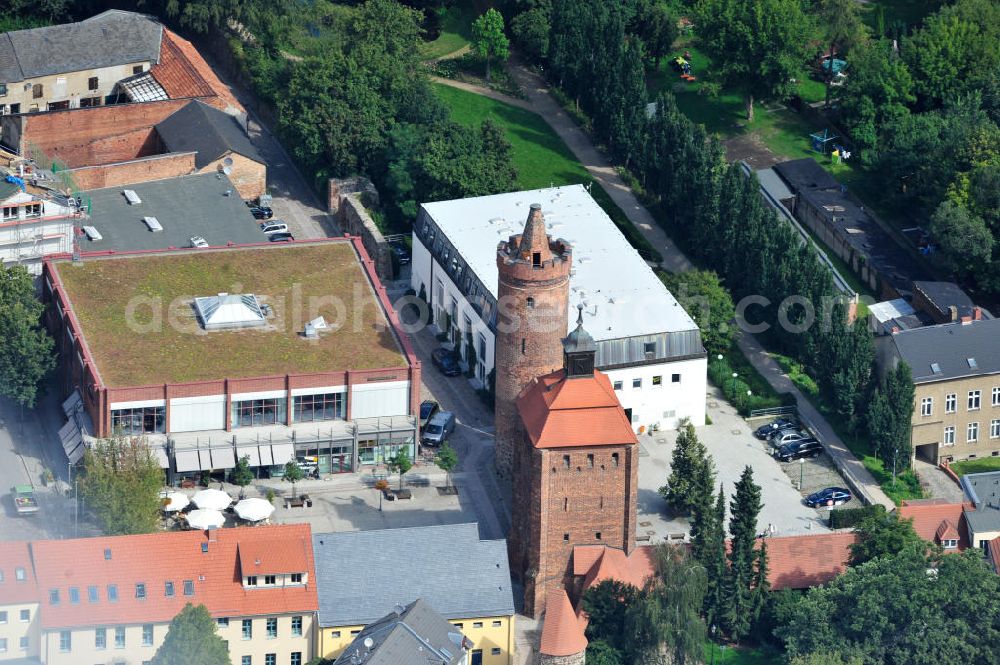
top-left (246, 576), bottom-right (257, 587)
top-left (942, 539), bottom-right (958, 549)
top-left (290, 573), bottom-right (303, 584)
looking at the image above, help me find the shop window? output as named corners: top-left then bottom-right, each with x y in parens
top-left (110, 406), bottom-right (165, 435)
top-left (293, 391), bottom-right (346, 422)
top-left (232, 398), bottom-right (286, 428)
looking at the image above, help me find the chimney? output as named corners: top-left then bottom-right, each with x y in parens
top-left (847, 301), bottom-right (859, 325)
top-left (961, 315), bottom-right (972, 325)
top-left (948, 305), bottom-right (959, 322)
top-left (974, 306), bottom-right (983, 321)
top-left (891, 325), bottom-right (901, 334)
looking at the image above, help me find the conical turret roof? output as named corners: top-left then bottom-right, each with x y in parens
top-left (514, 203), bottom-right (553, 263)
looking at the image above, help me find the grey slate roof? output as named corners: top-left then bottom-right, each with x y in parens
top-left (912, 281), bottom-right (988, 321)
top-left (960, 472), bottom-right (1000, 532)
top-left (156, 100), bottom-right (262, 169)
top-left (333, 599), bottom-right (469, 665)
top-left (0, 11), bottom-right (162, 83)
top-left (313, 523), bottom-right (515, 626)
top-left (890, 318), bottom-right (1000, 383)
top-left (81, 172), bottom-right (264, 251)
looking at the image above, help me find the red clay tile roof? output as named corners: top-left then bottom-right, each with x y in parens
top-left (899, 499), bottom-right (974, 551)
top-left (151, 30), bottom-right (243, 114)
top-left (0, 541), bottom-right (40, 604)
top-left (538, 589), bottom-right (588, 656)
top-left (574, 545), bottom-right (656, 593)
top-left (517, 370), bottom-right (637, 449)
top-left (989, 536), bottom-right (1000, 573)
top-left (934, 519), bottom-right (960, 543)
top-left (758, 532), bottom-right (856, 590)
top-left (30, 524), bottom-right (316, 629)
top-left (238, 539), bottom-right (309, 577)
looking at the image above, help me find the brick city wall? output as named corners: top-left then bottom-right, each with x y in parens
top-left (202, 151), bottom-right (266, 200)
top-left (328, 177), bottom-right (391, 281)
top-left (493, 237), bottom-right (571, 478)
top-left (539, 652), bottom-right (585, 665)
top-left (17, 99), bottom-right (189, 167)
top-left (65, 152), bottom-right (197, 190)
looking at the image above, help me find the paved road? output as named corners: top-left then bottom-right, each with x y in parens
top-left (198, 49), bottom-right (338, 241)
top-left (737, 332), bottom-right (895, 510)
top-left (913, 458), bottom-right (966, 502)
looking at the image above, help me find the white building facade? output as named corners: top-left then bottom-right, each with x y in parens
top-left (0, 184), bottom-right (75, 275)
top-left (412, 186), bottom-right (707, 432)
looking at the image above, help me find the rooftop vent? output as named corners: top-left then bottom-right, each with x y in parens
top-left (83, 226), bottom-right (103, 241)
top-left (931, 363), bottom-right (942, 374)
top-left (143, 216), bottom-right (163, 232)
top-left (968, 358), bottom-right (978, 368)
top-left (123, 189), bottom-right (141, 205)
top-left (193, 293), bottom-right (267, 331)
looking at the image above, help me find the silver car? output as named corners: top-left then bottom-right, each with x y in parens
top-left (421, 411), bottom-right (455, 446)
top-left (768, 428), bottom-right (808, 448)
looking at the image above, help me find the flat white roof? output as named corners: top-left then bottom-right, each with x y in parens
top-left (420, 185), bottom-right (698, 341)
top-left (869, 298), bottom-right (916, 323)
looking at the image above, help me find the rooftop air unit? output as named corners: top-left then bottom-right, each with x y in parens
top-left (142, 216), bottom-right (163, 232)
top-left (123, 189), bottom-right (141, 205)
top-left (82, 226), bottom-right (102, 241)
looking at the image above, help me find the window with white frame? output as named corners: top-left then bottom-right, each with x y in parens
top-left (969, 390), bottom-right (981, 410)
top-left (992, 420), bottom-right (1000, 439)
top-left (632, 378), bottom-right (641, 388)
top-left (266, 617), bottom-right (277, 639)
top-left (946, 393), bottom-right (957, 413)
top-left (291, 616), bottom-right (303, 636)
top-left (944, 426), bottom-right (955, 445)
top-left (920, 397), bottom-right (933, 417)
top-left (992, 386), bottom-right (1000, 407)
top-left (95, 628), bottom-right (106, 649)
top-left (968, 422), bottom-right (979, 443)
top-left (613, 381), bottom-right (622, 390)
top-left (942, 538), bottom-right (958, 549)
top-left (59, 631), bottom-right (71, 652)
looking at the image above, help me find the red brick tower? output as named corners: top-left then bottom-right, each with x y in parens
top-left (494, 203), bottom-right (571, 478)
top-left (509, 306), bottom-right (639, 618)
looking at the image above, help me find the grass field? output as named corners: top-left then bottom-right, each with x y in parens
top-left (434, 83), bottom-right (662, 261)
top-left (950, 458), bottom-right (1000, 477)
top-left (419, 3), bottom-right (475, 60)
top-left (55, 243), bottom-right (405, 386)
top-left (704, 641), bottom-right (781, 665)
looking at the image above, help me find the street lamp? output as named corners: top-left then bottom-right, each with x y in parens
top-left (731, 372), bottom-right (738, 394)
top-left (717, 354), bottom-right (724, 362)
top-left (799, 457), bottom-right (805, 490)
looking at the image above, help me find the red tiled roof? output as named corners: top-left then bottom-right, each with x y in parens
top-left (151, 30), bottom-right (243, 114)
top-left (517, 370), bottom-right (637, 449)
top-left (899, 499), bottom-right (974, 551)
top-left (989, 537), bottom-right (1000, 574)
top-left (30, 524), bottom-right (316, 629)
top-left (0, 541), bottom-right (40, 605)
top-left (934, 519), bottom-right (959, 543)
top-left (758, 532), bottom-right (856, 590)
top-left (538, 589), bottom-right (588, 656)
top-left (238, 539), bottom-right (309, 577)
top-left (574, 545), bottom-right (656, 593)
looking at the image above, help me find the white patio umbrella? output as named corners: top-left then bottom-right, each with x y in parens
top-left (186, 509), bottom-right (226, 530)
top-left (234, 498), bottom-right (275, 522)
top-left (162, 492), bottom-right (190, 512)
top-left (191, 489), bottom-right (232, 511)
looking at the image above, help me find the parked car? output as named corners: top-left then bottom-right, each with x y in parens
top-left (390, 242), bottom-right (411, 265)
top-left (421, 411), bottom-right (456, 445)
top-left (268, 232), bottom-right (295, 243)
top-left (431, 348), bottom-right (462, 377)
top-left (260, 222), bottom-right (289, 234)
top-left (754, 417), bottom-right (796, 440)
top-left (767, 428), bottom-right (808, 447)
top-left (10, 484), bottom-right (39, 516)
top-left (419, 400), bottom-right (440, 428)
top-left (776, 439), bottom-right (823, 462)
top-left (805, 487), bottom-right (852, 508)
top-left (249, 206), bottom-right (273, 220)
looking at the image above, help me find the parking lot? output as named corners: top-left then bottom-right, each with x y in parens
top-left (636, 389), bottom-right (834, 542)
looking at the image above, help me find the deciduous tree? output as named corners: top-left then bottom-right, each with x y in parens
top-left (815, 0), bottom-right (867, 108)
top-left (0, 265), bottom-right (55, 408)
top-left (694, 0), bottom-right (813, 120)
top-left (388, 448), bottom-right (412, 490)
top-left (435, 442), bottom-right (458, 491)
top-left (79, 434), bottom-right (164, 535)
top-left (472, 8), bottom-right (510, 83)
top-left (231, 455), bottom-right (254, 496)
top-left (849, 512), bottom-right (925, 565)
top-left (510, 7), bottom-right (550, 62)
top-left (659, 270), bottom-right (736, 355)
top-left (151, 603), bottom-right (229, 665)
top-left (282, 461), bottom-right (304, 498)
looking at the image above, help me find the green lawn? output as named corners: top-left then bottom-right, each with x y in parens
top-left (434, 83), bottom-right (662, 261)
top-left (418, 3), bottom-right (475, 60)
top-left (704, 641), bottom-right (781, 665)
top-left (950, 458), bottom-right (1000, 477)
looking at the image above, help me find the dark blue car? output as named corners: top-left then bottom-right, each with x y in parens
top-left (431, 348), bottom-right (462, 377)
top-left (805, 487), bottom-right (852, 508)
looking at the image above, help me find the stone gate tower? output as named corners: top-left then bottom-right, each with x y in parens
top-left (494, 203), bottom-right (572, 478)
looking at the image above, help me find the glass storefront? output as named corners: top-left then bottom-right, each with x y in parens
top-left (297, 442), bottom-right (354, 474)
top-left (231, 398), bottom-right (287, 428)
top-left (111, 406), bottom-right (165, 435)
top-left (357, 431), bottom-right (416, 466)
top-left (292, 392), bottom-right (346, 422)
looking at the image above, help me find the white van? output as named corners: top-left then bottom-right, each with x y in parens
top-left (261, 222), bottom-right (289, 234)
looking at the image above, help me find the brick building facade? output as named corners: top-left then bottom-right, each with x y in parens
top-left (508, 301), bottom-right (639, 618)
top-left (493, 204), bottom-right (571, 477)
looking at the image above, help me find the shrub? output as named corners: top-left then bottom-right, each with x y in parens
top-left (829, 504), bottom-right (885, 529)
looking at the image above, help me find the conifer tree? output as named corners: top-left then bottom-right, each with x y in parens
top-left (725, 466), bottom-right (763, 640)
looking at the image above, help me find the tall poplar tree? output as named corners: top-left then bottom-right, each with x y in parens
top-left (725, 466), bottom-right (763, 640)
